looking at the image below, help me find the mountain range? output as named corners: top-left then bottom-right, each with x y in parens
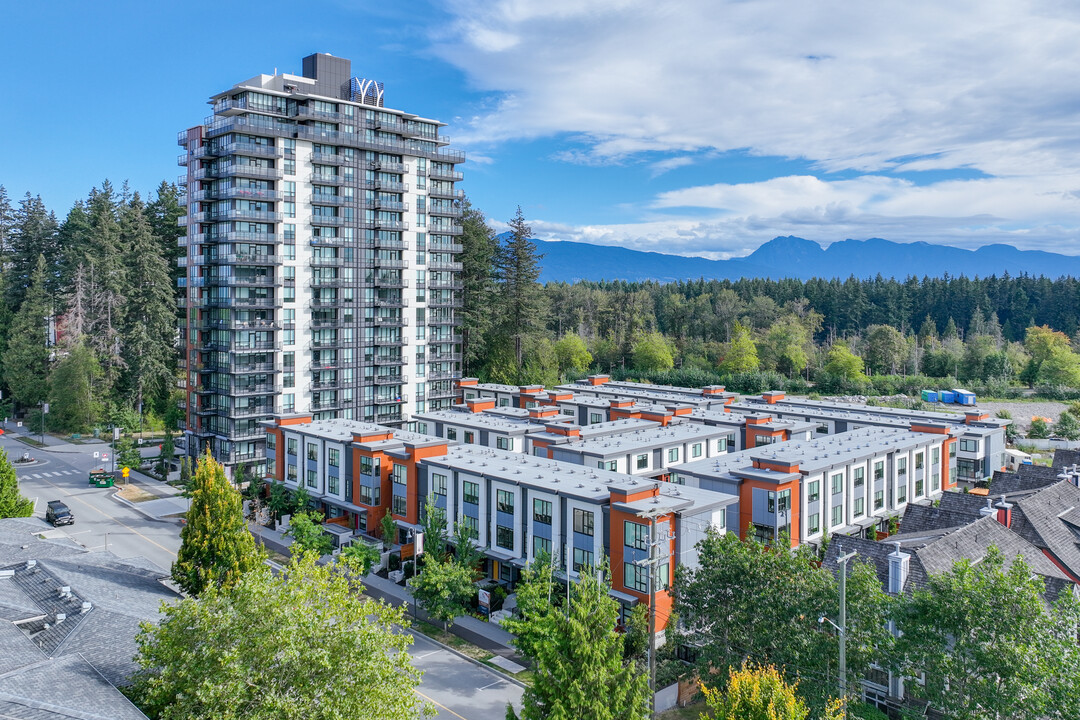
top-left (529, 236), bottom-right (1080, 284)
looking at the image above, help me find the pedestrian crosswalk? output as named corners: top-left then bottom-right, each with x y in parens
top-left (20, 470), bottom-right (79, 478)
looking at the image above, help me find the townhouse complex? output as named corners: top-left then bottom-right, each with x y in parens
top-left (261, 374), bottom-right (1018, 630)
top-left (177, 53), bottom-right (463, 472)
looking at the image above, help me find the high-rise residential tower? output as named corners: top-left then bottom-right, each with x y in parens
top-left (177, 53), bottom-right (464, 474)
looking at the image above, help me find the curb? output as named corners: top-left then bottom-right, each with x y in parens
top-left (408, 623), bottom-right (529, 689)
top-left (109, 491), bottom-right (185, 523)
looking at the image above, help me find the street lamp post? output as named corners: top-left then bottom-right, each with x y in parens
top-left (821, 548), bottom-right (858, 705)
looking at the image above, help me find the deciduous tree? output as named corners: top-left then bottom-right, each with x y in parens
top-left (286, 510), bottom-right (334, 557)
top-left (719, 322), bottom-right (759, 374)
top-left (701, 663), bottom-right (810, 720)
top-left (132, 553), bottom-right (429, 720)
top-left (0, 449), bottom-right (34, 518)
top-left (410, 555), bottom-right (476, 629)
top-left (631, 332), bottom-right (675, 372)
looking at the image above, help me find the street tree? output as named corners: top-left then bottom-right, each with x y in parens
top-left (172, 449), bottom-right (263, 596)
top-left (501, 552), bottom-right (560, 662)
top-left (340, 541), bottom-right (382, 576)
top-left (452, 520), bottom-right (484, 570)
top-left (132, 553), bottom-right (429, 720)
top-left (116, 436), bottom-right (142, 474)
top-left (157, 429), bottom-right (175, 478)
top-left (286, 510), bottom-right (334, 557)
top-left (0, 449), bottom-right (34, 518)
top-left (508, 563), bottom-right (650, 720)
top-left (419, 494), bottom-right (448, 559)
top-left (894, 546), bottom-right (1080, 720)
top-left (410, 555), bottom-right (476, 629)
top-left (672, 530), bottom-right (892, 713)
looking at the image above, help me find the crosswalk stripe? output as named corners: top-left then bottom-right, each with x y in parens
top-left (63, 470), bottom-right (74, 475)
top-left (31, 474), bottom-right (41, 478)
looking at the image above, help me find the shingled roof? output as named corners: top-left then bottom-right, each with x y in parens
top-left (1007, 480), bottom-right (1080, 584)
top-left (1053, 449), bottom-right (1080, 469)
top-left (0, 517), bottom-right (180, 719)
top-left (989, 465), bottom-right (1063, 496)
top-left (899, 504), bottom-right (982, 535)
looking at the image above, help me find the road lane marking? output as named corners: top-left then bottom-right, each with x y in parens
top-left (25, 474), bottom-right (178, 559)
top-left (413, 689), bottom-right (470, 720)
top-left (478, 680), bottom-right (504, 690)
top-left (415, 651), bottom-right (440, 659)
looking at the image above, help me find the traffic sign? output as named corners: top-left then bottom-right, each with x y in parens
top-left (93, 451), bottom-right (100, 459)
top-left (102, 453), bottom-right (109, 462)
top-left (122, 467), bottom-right (130, 478)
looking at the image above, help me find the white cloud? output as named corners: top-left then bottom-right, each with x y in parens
top-left (436, 1), bottom-right (1080, 175)
top-left (430, 0), bottom-right (1080, 254)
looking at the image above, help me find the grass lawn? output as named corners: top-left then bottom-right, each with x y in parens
top-left (16, 436), bottom-right (45, 448)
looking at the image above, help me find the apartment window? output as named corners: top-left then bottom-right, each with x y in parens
top-left (282, 393), bottom-right (295, 412)
top-left (392, 464), bottom-right (407, 485)
top-left (831, 473), bottom-right (843, 494)
top-left (625, 521), bottom-right (649, 550)
top-left (498, 397), bottom-right (510, 407)
top-left (464, 431), bottom-right (475, 444)
top-left (265, 433), bottom-right (276, 450)
top-left (831, 505), bottom-right (843, 528)
top-left (392, 494), bottom-right (407, 516)
top-left (533, 498), bottom-right (552, 525)
top-left (573, 548), bottom-right (594, 572)
top-left (463, 481), bottom-right (480, 505)
top-left (306, 469), bottom-right (317, 488)
top-left (874, 461), bottom-right (884, 480)
top-left (898, 482), bottom-right (907, 504)
top-left (915, 478), bottom-right (925, 497)
top-left (808, 513), bottom-right (820, 534)
top-left (359, 456), bottom-right (379, 476)
top-left (598, 460), bottom-right (616, 471)
top-left (573, 509), bottom-right (594, 536)
top-left (496, 436), bottom-right (513, 451)
top-left (668, 448), bottom-right (680, 463)
top-left (624, 563), bottom-right (649, 593)
top-left (933, 447), bottom-right (940, 465)
top-left (287, 438), bottom-right (297, 456)
top-left (283, 201), bottom-right (296, 218)
top-left (432, 473), bottom-right (447, 498)
top-left (589, 413), bottom-right (603, 425)
top-left (874, 490), bottom-right (884, 510)
top-left (854, 467), bottom-right (864, 487)
top-left (854, 497), bottom-right (865, 517)
top-left (898, 458), bottom-right (907, 476)
top-left (328, 476), bottom-right (339, 495)
top-left (496, 489), bottom-right (514, 514)
top-left (461, 515), bottom-right (479, 540)
top-left (932, 472), bottom-right (940, 491)
top-left (307, 443), bottom-right (318, 461)
top-left (717, 438), bottom-right (728, 453)
top-left (359, 484), bottom-right (374, 505)
top-left (533, 536), bottom-right (552, 557)
top-left (959, 439), bottom-right (978, 453)
top-left (949, 443), bottom-right (956, 458)
top-left (692, 443), bottom-right (703, 458)
top-left (446, 428), bottom-right (457, 441)
top-left (808, 480), bottom-right (820, 503)
top-left (287, 464), bottom-right (297, 482)
top-left (328, 448), bottom-right (340, 467)
top-left (494, 523), bottom-right (514, 550)
top-left (915, 452), bottom-right (924, 470)
top-left (636, 454), bottom-right (648, 470)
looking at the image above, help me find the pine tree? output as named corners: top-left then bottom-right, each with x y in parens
top-left (0, 185), bottom-right (13, 256)
top-left (146, 180), bottom-right (187, 323)
top-left (119, 194), bottom-right (176, 413)
top-left (494, 206), bottom-right (547, 371)
top-left (459, 197), bottom-right (499, 375)
top-left (3, 255), bottom-right (52, 407)
top-left (83, 182), bottom-right (128, 393)
top-left (5, 193), bottom-right (59, 308)
top-left (172, 449), bottom-right (263, 596)
top-left (0, 448), bottom-right (34, 518)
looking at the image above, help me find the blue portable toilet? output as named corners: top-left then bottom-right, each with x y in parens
top-left (921, 390), bottom-right (938, 403)
top-left (939, 390), bottom-right (956, 404)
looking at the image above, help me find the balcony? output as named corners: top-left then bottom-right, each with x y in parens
top-left (310, 317), bottom-right (341, 328)
top-left (375, 374), bottom-right (407, 385)
top-left (373, 219), bottom-right (409, 232)
top-left (373, 337), bottom-right (406, 347)
top-left (310, 400), bottom-right (342, 412)
top-left (309, 337), bottom-right (341, 349)
top-left (309, 173), bottom-right (345, 185)
top-left (428, 385), bottom-right (460, 399)
top-left (428, 351), bottom-right (462, 362)
top-left (428, 168), bottom-right (464, 182)
top-left (375, 394), bottom-right (408, 405)
top-left (367, 237), bottom-right (408, 251)
top-left (429, 223), bottom-right (463, 236)
top-left (374, 297), bottom-right (406, 308)
top-left (373, 355), bottom-right (405, 366)
top-left (427, 315), bottom-right (456, 326)
top-left (212, 164), bottom-right (284, 181)
top-left (428, 187), bottom-right (464, 201)
top-left (219, 142), bottom-right (283, 160)
top-left (202, 359), bottom-right (279, 375)
top-left (205, 115), bottom-right (297, 140)
top-left (213, 96), bottom-right (289, 117)
top-left (372, 199), bottom-right (408, 212)
top-left (206, 296), bottom-right (281, 309)
top-left (178, 130), bottom-right (191, 147)
top-left (202, 317), bottom-right (280, 331)
top-left (365, 179), bottom-right (409, 193)
top-left (311, 152), bottom-right (346, 166)
top-left (209, 275), bottom-right (282, 288)
top-left (368, 160), bottom-right (409, 174)
top-left (428, 205), bottom-right (464, 218)
top-left (429, 241), bottom-right (464, 253)
top-left (428, 279), bottom-right (464, 291)
top-left (227, 383), bottom-right (283, 396)
top-left (373, 276), bottom-right (408, 289)
top-left (427, 260), bottom-right (462, 271)
top-left (211, 209), bottom-right (283, 223)
top-left (196, 187), bottom-right (283, 202)
top-left (427, 370), bottom-right (459, 381)
top-left (309, 297), bottom-right (350, 309)
top-left (310, 254), bottom-right (341, 266)
top-left (232, 405), bottom-right (278, 419)
top-left (312, 379), bottom-right (343, 391)
top-left (309, 276), bottom-right (344, 287)
top-left (311, 215), bottom-right (345, 226)
top-left (310, 194), bottom-right (347, 206)
top-left (207, 253), bottom-right (281, 265)
top-left (373, 315), bottom-right (406, 326)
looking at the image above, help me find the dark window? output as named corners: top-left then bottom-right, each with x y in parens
top-left (573, 509), bottom-right (594, 536)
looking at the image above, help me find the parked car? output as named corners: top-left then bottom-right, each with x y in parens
top-left (46, 500), bottom-right (74, 527)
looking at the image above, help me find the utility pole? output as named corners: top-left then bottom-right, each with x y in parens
top-left (636, 507), bottom-right (669, 720)
top-left (834, 549), bottom-right (857, 703)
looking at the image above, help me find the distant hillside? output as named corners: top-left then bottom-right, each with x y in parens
top-left (529, 235), bottom-right (1080, 283)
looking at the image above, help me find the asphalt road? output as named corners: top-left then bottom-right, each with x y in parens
top-left (3, 429), bottom-right (524, 720)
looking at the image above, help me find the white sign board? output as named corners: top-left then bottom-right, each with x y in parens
top-left (93, 452), bottom-right (100, 459)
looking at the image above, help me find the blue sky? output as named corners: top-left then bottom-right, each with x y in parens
top-left (3, 0), bottom-right (1080, 258)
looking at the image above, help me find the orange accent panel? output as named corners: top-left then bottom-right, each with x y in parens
top-left (911, 423), bottom-right (949, 435)
top-left (609, 506), bottom-right (675, 631)
top-left (941, 437), bottom-right (955, 490)
top-left (753, 459), bottom-right (800, 474)
top-left (457, 378), bottom-right (478, 387)
top-left (738, 478), bottom-right (801, 549)
top-left (278, 415), bottom-right (314, 426)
